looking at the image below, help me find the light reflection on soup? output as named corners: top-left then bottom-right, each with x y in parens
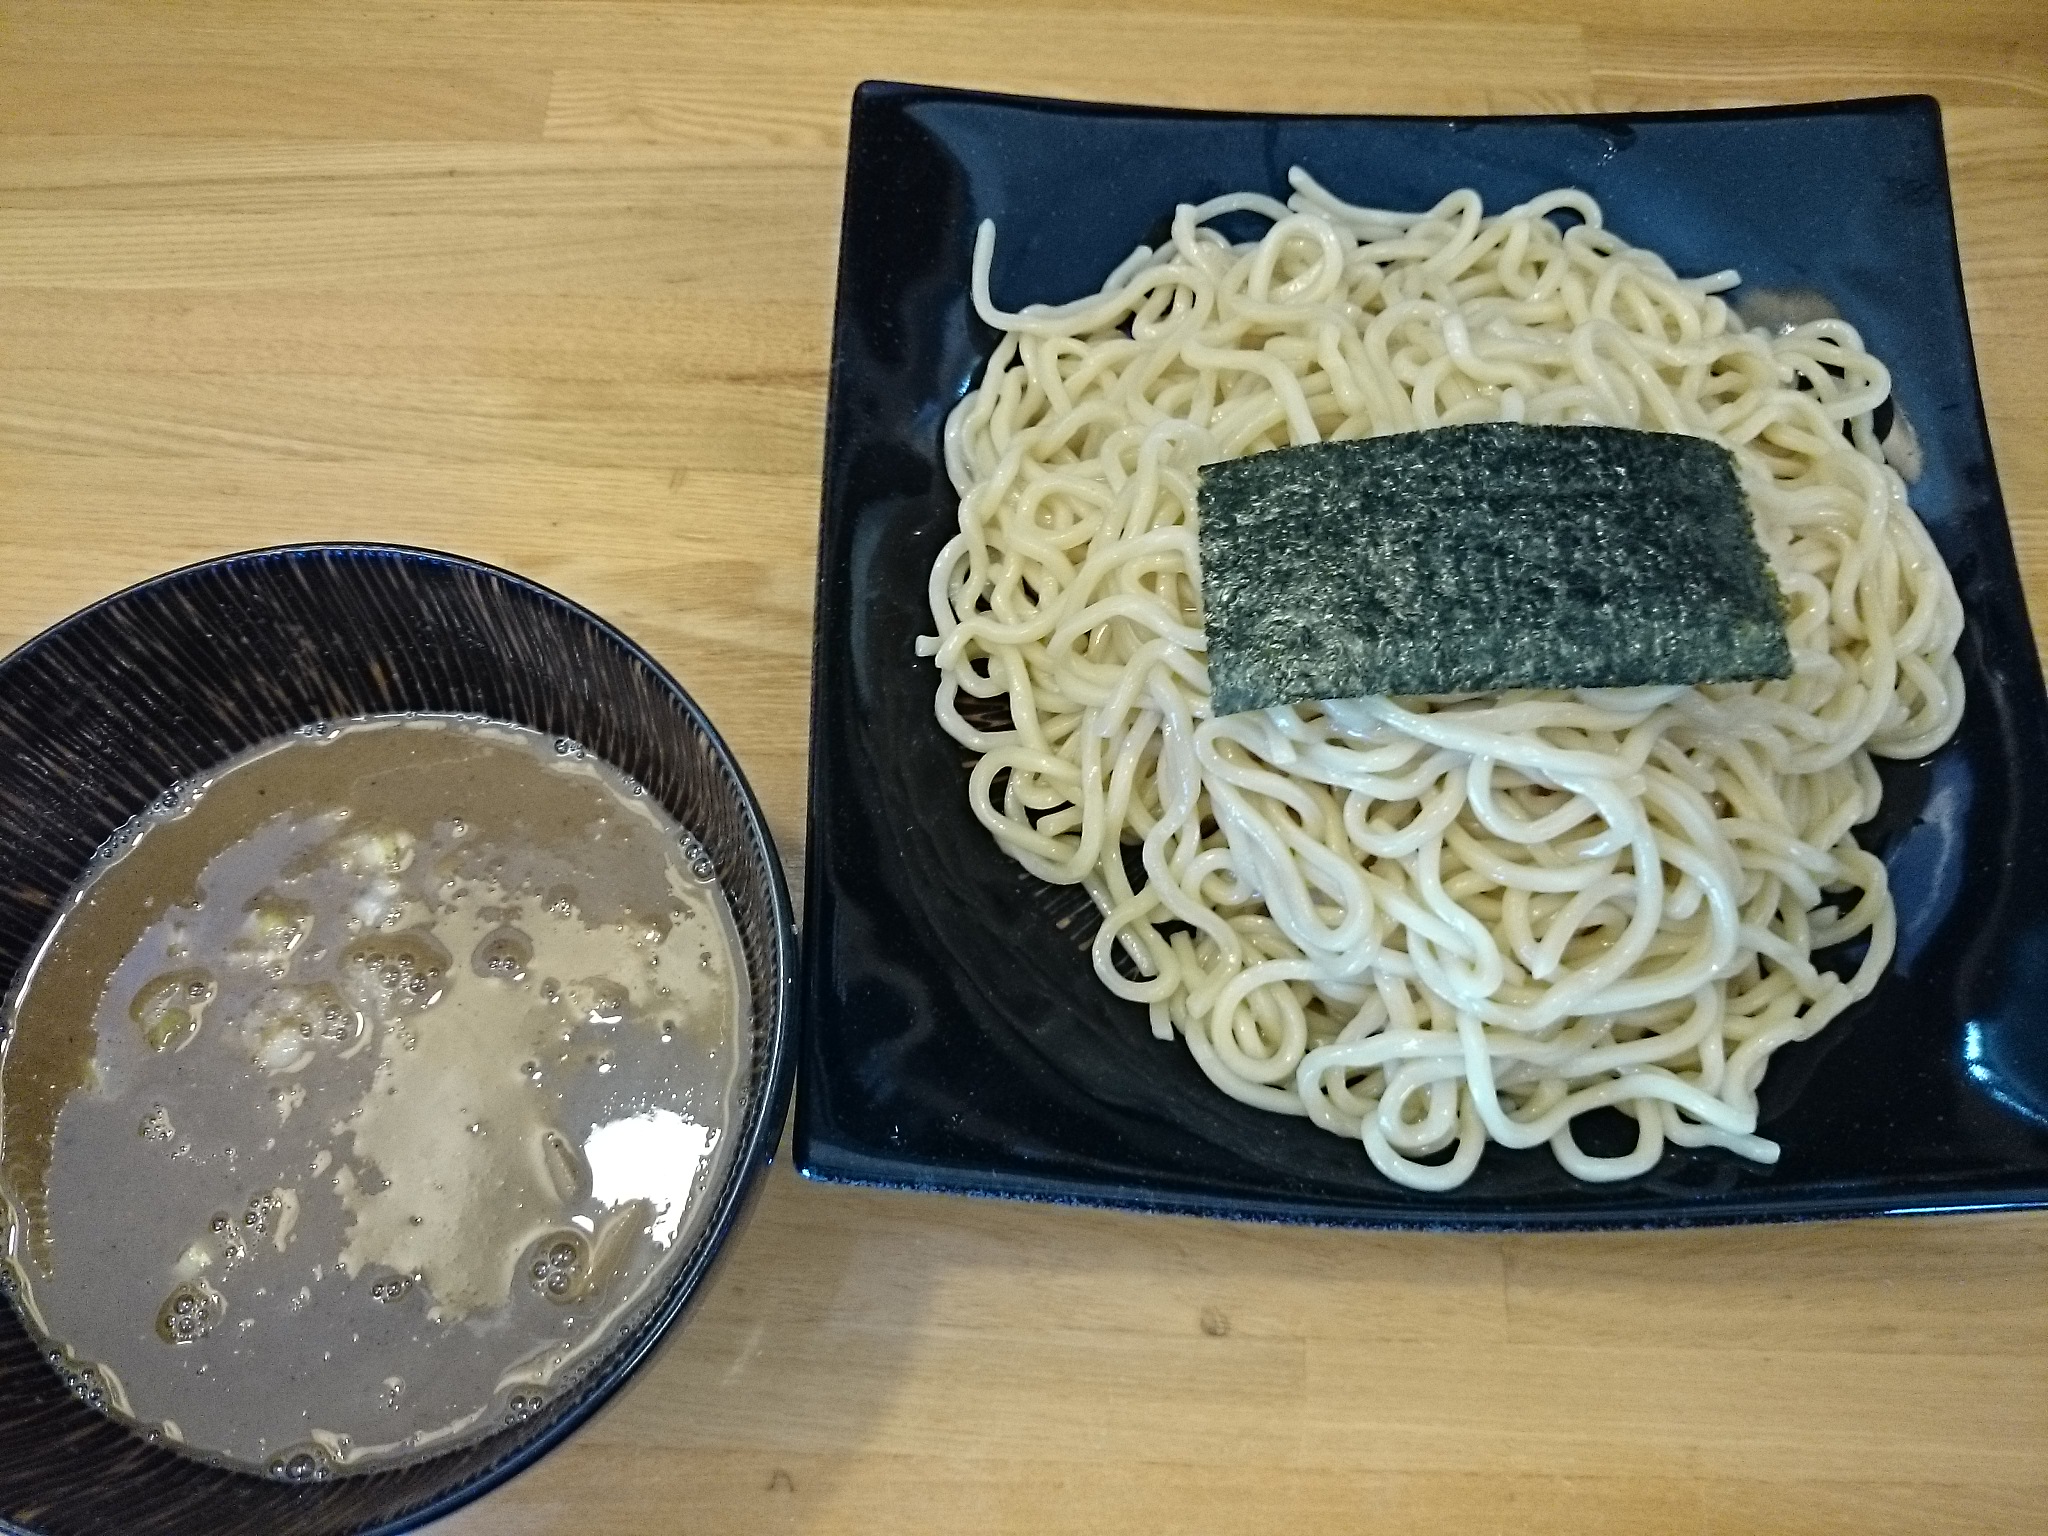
top-left (0, 716), bottom-right (745, 1478)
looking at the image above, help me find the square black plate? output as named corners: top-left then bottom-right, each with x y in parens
top-left (797, 82), bottom-right (2048, 1228)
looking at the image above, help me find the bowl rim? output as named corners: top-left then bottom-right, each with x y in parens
top-left (0, 541), bottom-right (801, 1536)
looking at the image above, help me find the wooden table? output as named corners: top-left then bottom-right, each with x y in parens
top-left (3, 2), bottom-right (2044, 1531)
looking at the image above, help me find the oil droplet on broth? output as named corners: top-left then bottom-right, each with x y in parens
top-left (526, 1230), bottom-right (590, 1302)
top-left (266, 1445), bottom-right (333, 1484)
top-left (471, 925), bottom-right (533, 983)
top-left (157, 1282), bottom-right (225, 1345)
top-left (677, 834), bottom-right (717, 885)
top-left (503, 1388), bottom-right (545, 1425)
top-left (0, 715), bottom-right (746, 1478)
top-left (130, 969), bottom-right (217, 1053)
top-left (538, 1129), bottom-right (590, 1205)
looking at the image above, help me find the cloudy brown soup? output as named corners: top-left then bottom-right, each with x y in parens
top-left (0, 716), bottom-right (746, 1478)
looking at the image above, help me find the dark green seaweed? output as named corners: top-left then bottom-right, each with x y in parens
top-left (1197, 423), bottom-right (1792, 716)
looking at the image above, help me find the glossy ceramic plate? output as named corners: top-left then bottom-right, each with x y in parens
top-left (797, 82), bottom-right (2048, 1228)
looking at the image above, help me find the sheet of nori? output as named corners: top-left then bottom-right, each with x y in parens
top-left (1196, 423), bottom-right (1792, 716)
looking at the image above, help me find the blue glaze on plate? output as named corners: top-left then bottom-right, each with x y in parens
top-left (799, 83), bottom-right (2048, 1228)
top-left (0, 546), bottom-right (798, 1536)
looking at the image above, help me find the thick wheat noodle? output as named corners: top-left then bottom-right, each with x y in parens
top-left (917, 170), bottom-right (1966, 1189)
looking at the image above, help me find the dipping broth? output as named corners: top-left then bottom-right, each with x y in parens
top-left (0, 716), bottom-right (746, 1478)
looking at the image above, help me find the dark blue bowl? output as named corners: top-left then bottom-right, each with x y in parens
top-left (0, 545), bottom-right (798, 1536)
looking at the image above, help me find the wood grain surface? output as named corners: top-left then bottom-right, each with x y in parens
top-left (2, 3), bottom-right (2044, 1532)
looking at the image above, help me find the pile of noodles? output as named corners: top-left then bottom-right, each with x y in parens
top-left (918, 171), bottom-right (1963, 1189)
